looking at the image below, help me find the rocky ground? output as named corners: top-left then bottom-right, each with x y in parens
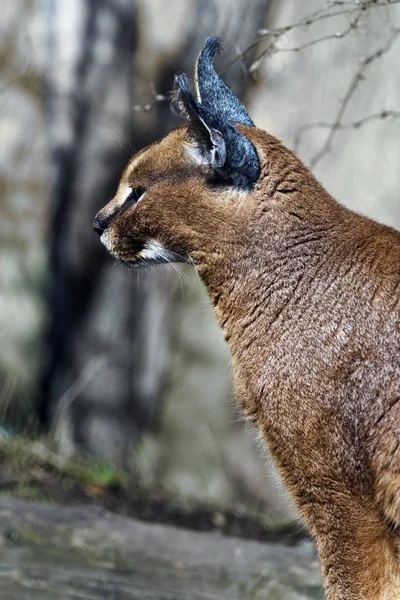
top-left (0, 438), bottom-right (324, 599)
top-left (0, 496), bottom-right (323, 599)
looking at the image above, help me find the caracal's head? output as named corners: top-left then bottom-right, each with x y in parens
top-left (93, 37), bottom-right (260, 269)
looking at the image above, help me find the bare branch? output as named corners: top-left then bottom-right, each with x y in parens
top-left (301, 27), bottom-right (400, 167)
top-left (293, 111), bottom-right (400, 163)
top-left (294, 110), bottom-right (400, 143)
top-left (220, 0), bottom-right (400, 75)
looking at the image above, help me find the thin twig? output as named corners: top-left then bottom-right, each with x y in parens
top-left (295, 110), bottom-right (400, 139)
top-left (51, 354), bottom-right (108, 456)
top-left (133, 82), bottom-right (168, 113)
top-left (272, 14), bottom-right (362, 54)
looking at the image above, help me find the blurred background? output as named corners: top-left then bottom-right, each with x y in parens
top-left (1, 0), bottom-right (400, 527)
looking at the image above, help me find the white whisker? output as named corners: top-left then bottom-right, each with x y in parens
top-left (187, 254), bottom-right (203, 288)
top-left (172, 263), bottom-right (192, 287)
top-left (170, 262), bottom-right (185, 297)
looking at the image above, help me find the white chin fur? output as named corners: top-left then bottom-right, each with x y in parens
top-left (101, 235), bottom-right (182, 264)
top-left (100, 230), bottom-right (112, 251)
top-left (139, 240), bottom-right (180, 263)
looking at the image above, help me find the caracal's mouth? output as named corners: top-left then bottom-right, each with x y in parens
top-left (100, 234), bottom-right (187, 268)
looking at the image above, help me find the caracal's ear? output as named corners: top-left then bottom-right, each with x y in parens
top-left (174, 36), bottom-right (260, 190)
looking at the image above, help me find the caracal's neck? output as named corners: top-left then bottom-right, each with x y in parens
top-left (193, 131), bottom-right (349, 350)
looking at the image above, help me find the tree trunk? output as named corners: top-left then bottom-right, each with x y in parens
top-left (41, 0), bottom-right (271, 465)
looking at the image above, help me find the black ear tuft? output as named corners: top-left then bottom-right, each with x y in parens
top-left (200, 36), bottom-right (223, 60)
top-left (173, 37), bottom-right (260, 190)
top-left (195, 35), bottom-right (254, 127)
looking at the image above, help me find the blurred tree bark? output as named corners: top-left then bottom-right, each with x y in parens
top-left (41, 0), bottom-right (270, 465)
top-left (0, 1), bottom-right (49, 430)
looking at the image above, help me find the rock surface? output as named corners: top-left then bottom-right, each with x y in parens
top-left (0, 496), bottom-right (323, 599)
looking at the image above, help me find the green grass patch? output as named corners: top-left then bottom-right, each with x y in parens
top-left (11, 482), bottom-right (47, 502)
top-left (0, 436), bottom-right (127, 488)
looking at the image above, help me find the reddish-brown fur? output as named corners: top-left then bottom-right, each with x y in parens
top-left (95, 123), bottom-right (400, 598)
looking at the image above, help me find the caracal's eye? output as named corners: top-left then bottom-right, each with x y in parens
top-left (126, 186), bottom-right (146, 207)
